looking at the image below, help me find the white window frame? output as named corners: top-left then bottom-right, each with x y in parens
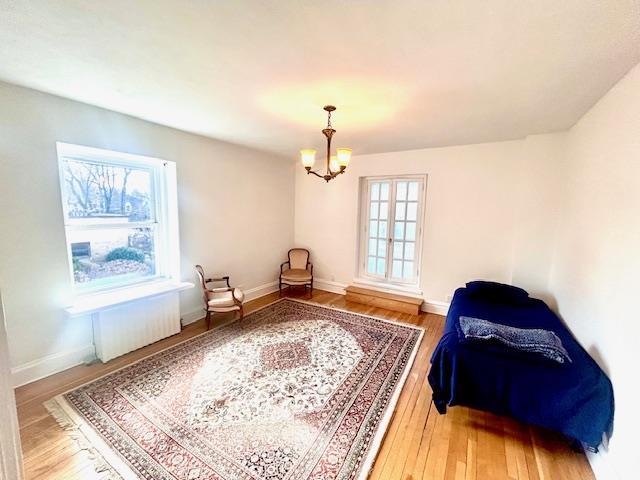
top-left (56, 143), bottom-right (180, 297)
top-left (357, 174), bottom-right (427, 292)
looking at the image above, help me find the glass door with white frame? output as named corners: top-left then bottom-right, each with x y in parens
top-left (361, 176), bottom-right (425, 286)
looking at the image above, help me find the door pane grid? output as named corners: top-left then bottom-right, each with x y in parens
top-left (390, 180), bottom-right (421, 281)
top-left (366, 181), bottom-right (391, 276)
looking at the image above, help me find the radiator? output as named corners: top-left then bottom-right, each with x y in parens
top-left (92, 291), bottom-right (181, 362)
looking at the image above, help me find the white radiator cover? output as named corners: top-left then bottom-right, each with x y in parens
top-left (92, 291), bottom-right (181, 362)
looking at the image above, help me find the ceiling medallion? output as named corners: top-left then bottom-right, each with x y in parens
top-left (300, 105), bottom-right (352, 182)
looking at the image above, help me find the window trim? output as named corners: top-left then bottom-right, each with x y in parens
top-left (56, 143), bottom-right (180, 297)
top-left (357, 174), bottom-right (427, 291)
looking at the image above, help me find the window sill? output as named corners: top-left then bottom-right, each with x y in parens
top-left (352, 277), bottom-right (423, 298)
top-left (65, 281), bottom-right (194, 316)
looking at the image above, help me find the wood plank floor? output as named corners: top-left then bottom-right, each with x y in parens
top-left (15, 289), bottom-right (595, 480)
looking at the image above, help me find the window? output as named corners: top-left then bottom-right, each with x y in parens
top-left (358, 175), bottom-right (426, 287)
top-left (57, 143), bottom-right (179, 294)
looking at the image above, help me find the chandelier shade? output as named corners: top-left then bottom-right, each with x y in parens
top-left (300, 149), bottom-right (317, 168)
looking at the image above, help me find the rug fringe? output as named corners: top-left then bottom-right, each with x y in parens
top-left (44, 398), bottom-right (123, 480)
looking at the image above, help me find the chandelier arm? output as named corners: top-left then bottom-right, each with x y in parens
top-left (306, 169), bottom-right (324, 179)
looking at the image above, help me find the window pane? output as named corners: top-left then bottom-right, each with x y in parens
top-left (370, 201), bottom-right (379, 219)
top-left (367, 256), bottom-right (376, 274)
top-left (368, 238), bottom-right (377, 256)
top-left (62, 158), bottom-right (154, 223)
top-left (405, 222), bottom-right (416, 241)
top-left (69, 226), bottom-right (157, 290)
top-left (392, 260), bottom-right (403, 278)
top-left (395, 202), bottom-right (406, 221)
top-left (370, 183), bottom-right (380, 200)
top-left (394, 221), bottom-right (405, 240)
top-left (369, 220), bottom-right (378, 238)
top-left (393, 241), bottom-right (403, 259)
top-left (376, 258), bottom-right (386, 275)
top-left (396, 181), bottom-right (407, 201)
top-left (408, 181), bottom-right (419, 201)
top-left (406, 202), bottom-right (417, 221)
top-left (377, 240), bottom-right (387, 257)
top-left (378, 220), bottom-right (387, 238)
top-left (379, 202), bottom-right (388, 220)
top-left (403, 261), bottom-right (414, 279)
top-left (404, 242), bottom-right (415, 260)
top-left (380, 182), bottom-right (389, 200)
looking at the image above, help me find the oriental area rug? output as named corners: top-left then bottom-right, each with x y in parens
top-left (46, 298), bottom-right (423, 480)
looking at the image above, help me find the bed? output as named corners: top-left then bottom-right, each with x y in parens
top-left (427, 281), bottom-right (614, 449)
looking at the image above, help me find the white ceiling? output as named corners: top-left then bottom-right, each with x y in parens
top-left (1, 1), bottom-right (639, 158)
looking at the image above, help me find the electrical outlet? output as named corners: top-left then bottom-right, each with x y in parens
top-left (446, 294), bottom-right (452, 302)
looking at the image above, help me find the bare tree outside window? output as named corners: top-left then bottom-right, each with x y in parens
top-left (63, 159), bottom-right (151, 221)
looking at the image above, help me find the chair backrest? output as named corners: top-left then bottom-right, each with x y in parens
top-left (195, 265), bottom-right (211, 307)
top-left (195, 265), bottom-right (207, 291)
top-left (289, 248), bottom-right (309, 270)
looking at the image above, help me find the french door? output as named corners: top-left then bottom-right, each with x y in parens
top-left (361, 176), bottom-right (425, 285)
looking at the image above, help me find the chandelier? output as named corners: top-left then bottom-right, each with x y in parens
top-left (300, 105), bottom-right (352, 182)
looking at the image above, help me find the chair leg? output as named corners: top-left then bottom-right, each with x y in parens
top-left (279, 279), bottom-right (282, 297)
top-left (239, 305), bottom-right (244, 319)
top-left (309, 279), bottom-right (313, 298)
top-left (205, 311), bottom-right (211, 330)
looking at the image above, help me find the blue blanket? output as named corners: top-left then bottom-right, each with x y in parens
top-left (428, 285), bottom-right (614, 449)
top-left (458, 316), bottom-right (571, 364)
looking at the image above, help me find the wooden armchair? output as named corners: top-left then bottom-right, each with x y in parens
top-left (279, 248), bottom-right (313, 297)
top-left (195, 265), bottom-right (244, 329)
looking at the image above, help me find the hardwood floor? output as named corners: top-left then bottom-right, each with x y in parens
top-left (15, 289), bottom-right (594, 480)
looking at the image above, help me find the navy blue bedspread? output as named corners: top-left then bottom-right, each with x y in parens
top-left (427, 287), bottom-right (614, 449)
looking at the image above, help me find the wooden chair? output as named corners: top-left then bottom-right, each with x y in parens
top-left (195, 265), bottom-right (244, 329)
top-left (279, 248), bottom-right (313, 297)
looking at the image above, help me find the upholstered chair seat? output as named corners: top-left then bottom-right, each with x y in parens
top-left (195, 265), bottom-right (244, 329)
top-left (279, 249), bottom-right (313, 297)
top-left (207, 288), bottom-right (245, 310)
top-left (280, 268), bottom-right (312, 283)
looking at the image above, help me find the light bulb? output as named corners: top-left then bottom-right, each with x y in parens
top-left (329, 155), bottom-right (339, 173)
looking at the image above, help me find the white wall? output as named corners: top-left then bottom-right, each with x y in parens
top-left (547, 63), bottom-right (640, 479)
top-left (294, 137), bottom-right (566, 305)
top-left (510, 133), bottom-right (567, 306)
top-left (0, 81), bottom-right (295, 372)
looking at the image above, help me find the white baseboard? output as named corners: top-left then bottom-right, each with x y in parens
top-left (421, 299), bottom-right (450, 316)
top-left (11, 344), bottom-right (95, 388)
top-left (180, 309), bottom-right (204, 326)
top-left (314, 278), bottom-right (347, 295)
top-left (244, 280), bottom-right (279, 301)
top-left (181, 280), bottom-right (280, 327)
